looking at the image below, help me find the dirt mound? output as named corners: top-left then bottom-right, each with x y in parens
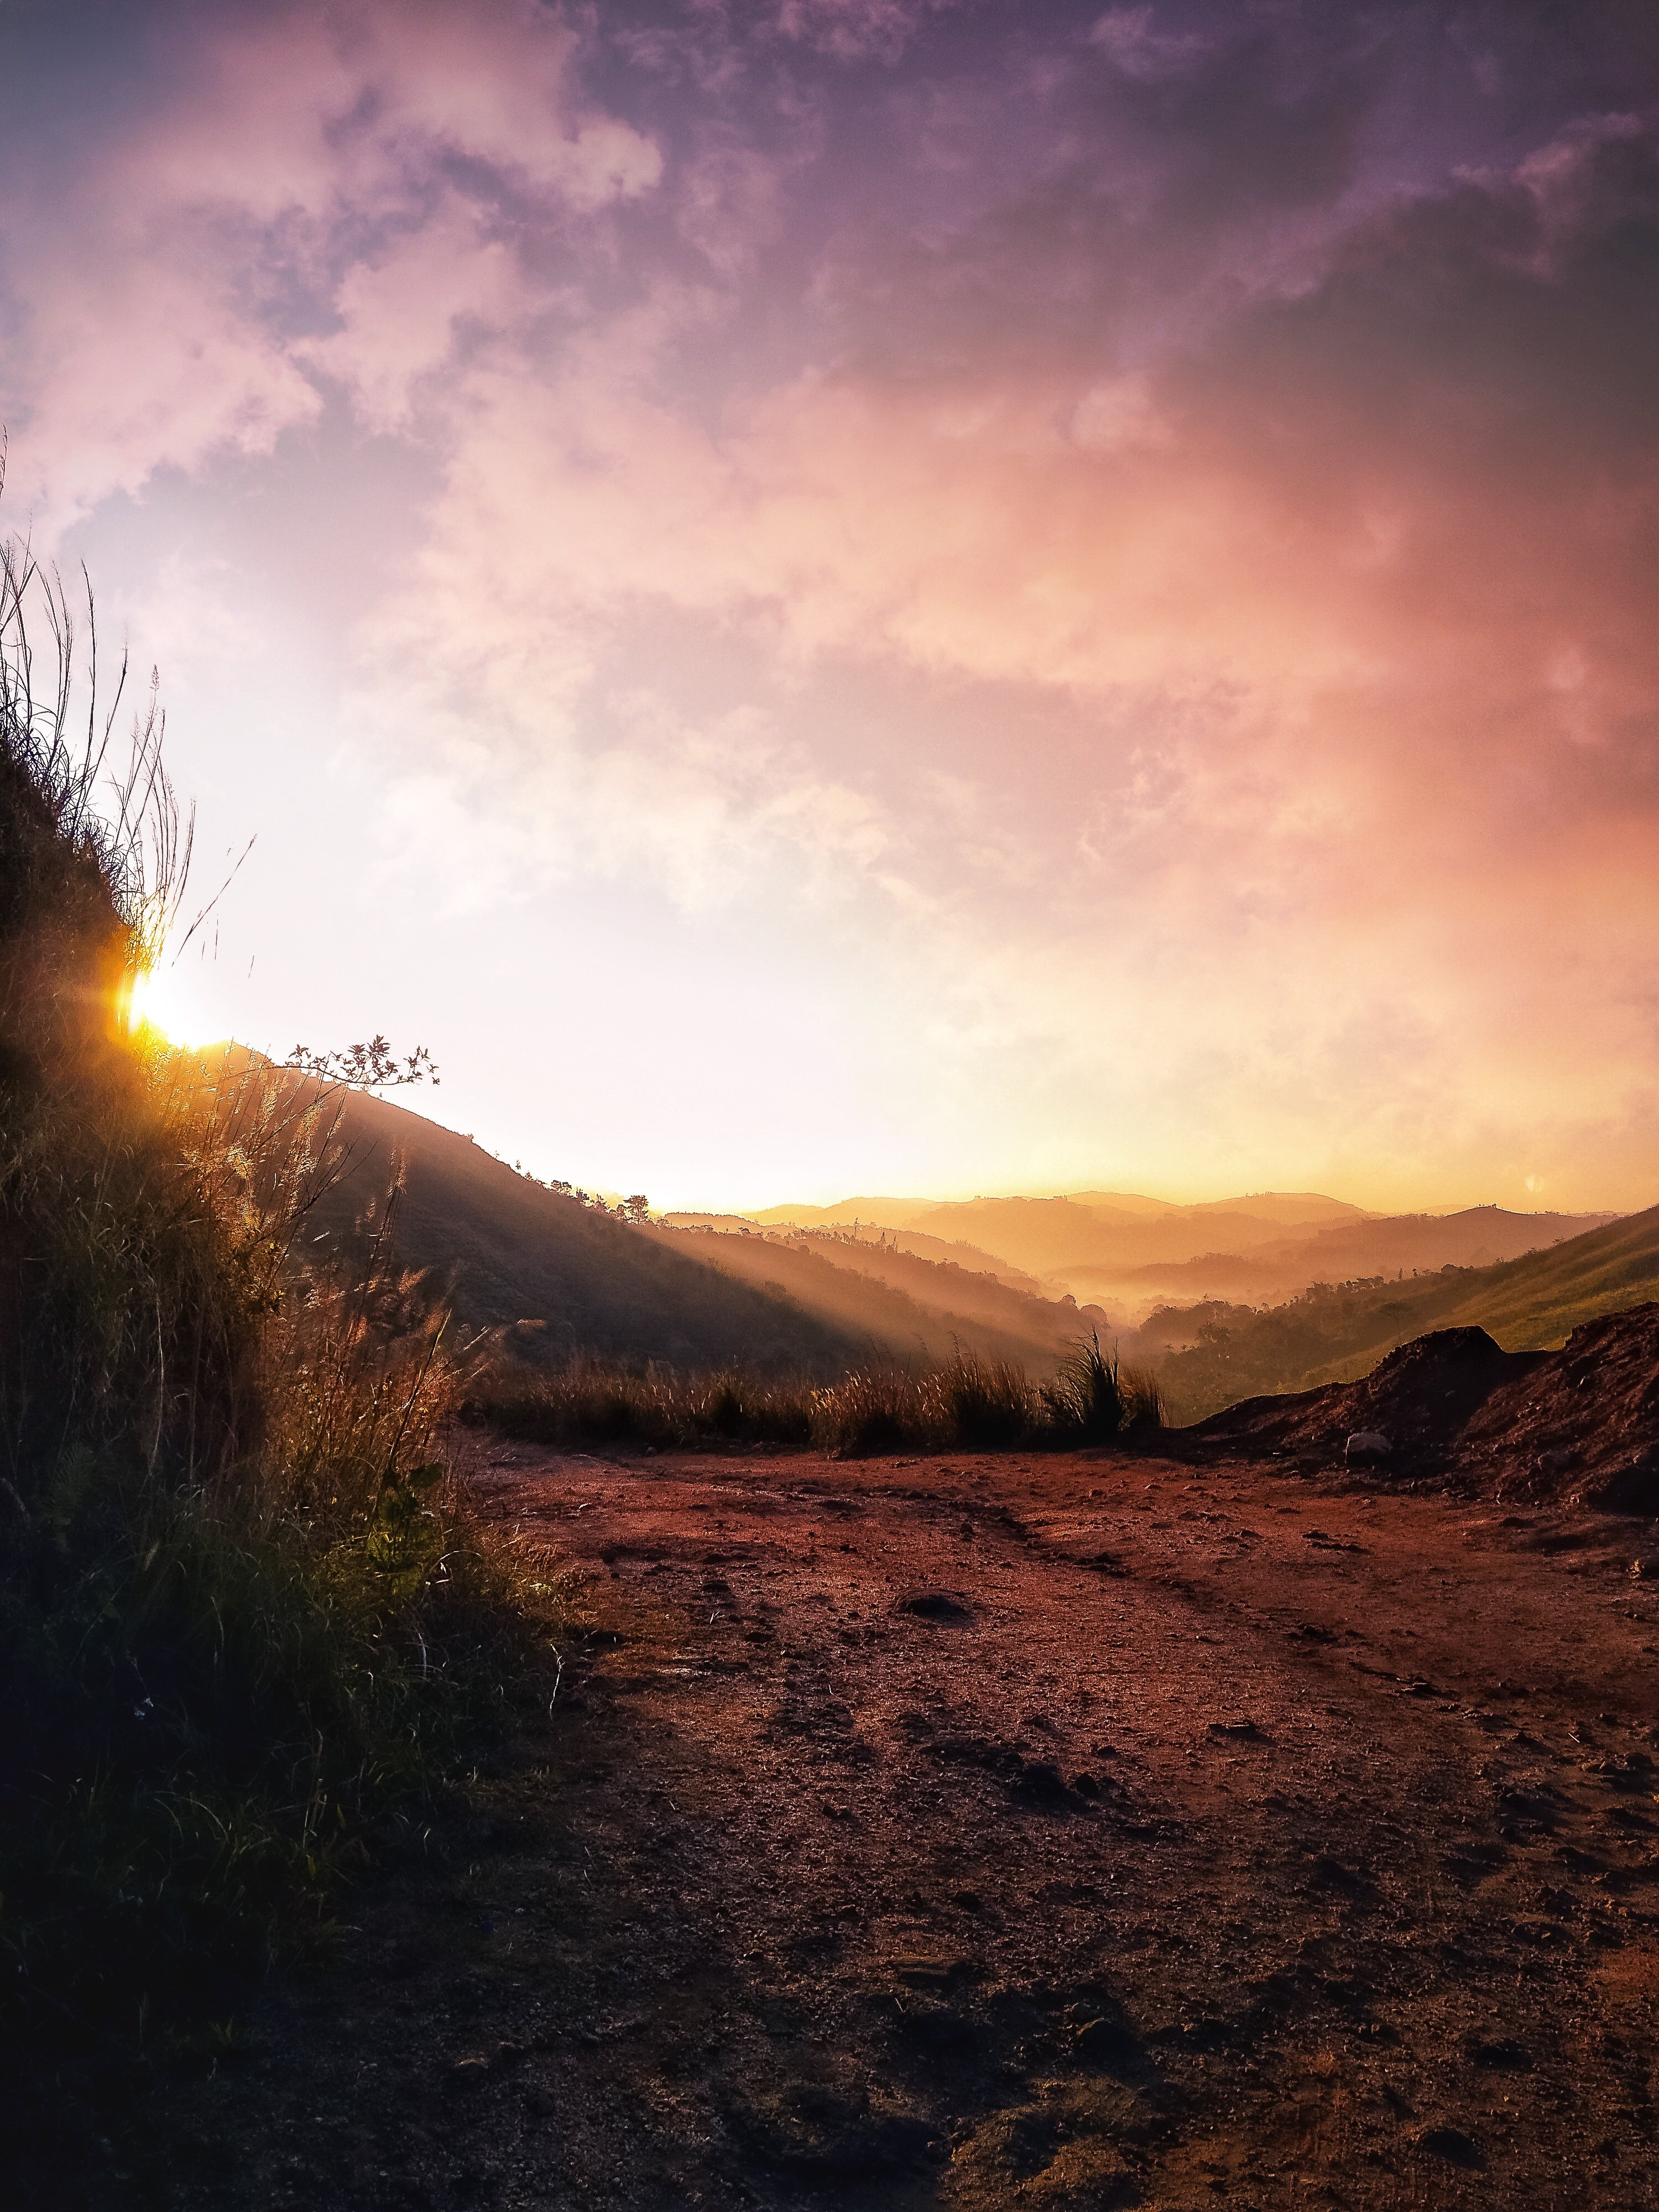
top-left (1191, 1305), bottom-right (1659, 1509)
top-left (1189, 1326), bottom-right (1538, 1465)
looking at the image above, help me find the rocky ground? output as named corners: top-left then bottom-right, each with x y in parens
top-left (139, 1442), bottom-right (1658, 2209)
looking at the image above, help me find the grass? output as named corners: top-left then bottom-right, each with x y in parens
top-left (0, 531), bottom-right (555, 2166)
top-left (472, 1335), bottom-right (1164, 1458)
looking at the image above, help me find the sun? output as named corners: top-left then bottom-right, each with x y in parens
top-left (121, 963), bottom-right (216, 1048)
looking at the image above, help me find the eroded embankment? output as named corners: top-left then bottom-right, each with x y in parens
top-left (1192, 1302), bottom-right (1659, 1511)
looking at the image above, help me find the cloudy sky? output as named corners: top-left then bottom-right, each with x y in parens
top-left (4, 0), bottom-right (1657, 1210)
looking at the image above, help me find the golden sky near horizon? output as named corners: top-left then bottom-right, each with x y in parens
top-left (6, 1), bottom-right (1659, 1213)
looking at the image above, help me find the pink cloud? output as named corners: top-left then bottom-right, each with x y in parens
top-left (1, 0), bottom-right (659, 521)
top-left (313, 103), bottom-right (1659, 1201)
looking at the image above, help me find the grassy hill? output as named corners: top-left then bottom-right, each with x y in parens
top-left (1077, 1204), bottom-right (1616, 1319)
top-left (1138, 1203), bottom-right (1659, 1420)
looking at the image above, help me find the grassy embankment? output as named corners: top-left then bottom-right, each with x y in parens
top-left (0, 544), bottom-right (552, 2154)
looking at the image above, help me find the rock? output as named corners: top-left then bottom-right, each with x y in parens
top-left (1539, 1446), bottom-right (1577, 1474)
top-left (1345, 1430), bottom-right (1391, 1464)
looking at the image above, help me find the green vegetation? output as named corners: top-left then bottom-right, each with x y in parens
top-left (475, 1337), bottom-right (1162, 1457)
top-left (1141, 1212), bottom-right (1659, 1420)
top-left (0, 542), bottom-right (551, 2142)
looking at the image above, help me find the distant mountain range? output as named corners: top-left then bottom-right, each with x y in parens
top-left (1065, 1204), bottom-right (1619, 1316)
top-left (742, 1189), bottom-right (1615, 1317)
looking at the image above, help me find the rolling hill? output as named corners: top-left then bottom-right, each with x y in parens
top-left (750, 1190), bottom-right (1373, 1291)
top-left (1070, 1204), bottom-right (1616, 1318)
top-left (1133, 1202), bottom-right (1659, 1420)
top-left (646, 1222), bottom-right (1107, 1373)
top-left (663, 1215), bottom-right (1054, 1296)
top-left (185, 1062), bottom-right (1645, 1405)
top-left (748, 1188), bottom-right (1614, 1320)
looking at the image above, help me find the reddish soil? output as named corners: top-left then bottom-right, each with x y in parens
top-left (164, 1444), bottom-right (1658, 2210)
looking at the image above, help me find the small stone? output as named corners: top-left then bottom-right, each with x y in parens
top-left (1345, 1430), bottom-right (1391, 1465)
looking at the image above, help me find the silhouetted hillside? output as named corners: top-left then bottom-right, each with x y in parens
top-left (299, 1088), bottom-right (862, 1372)
top-left (664, 1215), bottom-right (1052, 1295)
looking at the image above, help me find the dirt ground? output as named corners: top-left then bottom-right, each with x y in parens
top-left (153, 1443), bottom-right (1658, 2210)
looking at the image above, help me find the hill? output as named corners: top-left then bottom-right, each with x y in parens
top-left (664, 1215), bottom-right (1053, 1296)
top-left (1074, 1190), bottom-right (1366, 1227)
top-left (647, 1221), bottom-right (1107, 1373)
top-left (1074, 1204), bottom-right (1615, 1318)
top-left (279, 1083), bottom-right (862, 1373)
top-left (748, 1196), bottom-right (927, 1229)
top-left (1136, 1202), bottom-right (1659, 1420)
top-left (266, 1079), bottom-right (1103, 1376)
top-left (752, 1192), bottom-right (1363, 1284)
top-left (747, 1189), bottom-right (1384, 1301)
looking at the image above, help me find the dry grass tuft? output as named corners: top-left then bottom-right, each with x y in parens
top-left (473, 1338), bottom-right (1165, 1459)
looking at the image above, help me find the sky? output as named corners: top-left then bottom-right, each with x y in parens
top-left (3, 0), bottom-right (1658, 1214)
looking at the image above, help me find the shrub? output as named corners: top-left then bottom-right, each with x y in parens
top-left (809, 1366), bottom-right (942, 1457)
top-left (1039, 1332), bottom-right (1124, 1442)
top-left (475, 1354), bottom-right (816, 1450)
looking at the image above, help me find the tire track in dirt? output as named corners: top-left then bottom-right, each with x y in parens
top-left (166, 1448), bottom-right (1659, 2210)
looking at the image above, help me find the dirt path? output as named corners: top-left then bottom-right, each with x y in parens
top-left (163, 1447), bottom-right (1658, 2210)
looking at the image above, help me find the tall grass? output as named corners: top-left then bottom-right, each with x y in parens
top-left (474, 1335), bottom-right (1164, 1458)
top-left (0, 530), bottom-right (550, 2122)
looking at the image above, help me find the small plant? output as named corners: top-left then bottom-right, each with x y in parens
top-left (283, 1036), bottom-right (439, 1088)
